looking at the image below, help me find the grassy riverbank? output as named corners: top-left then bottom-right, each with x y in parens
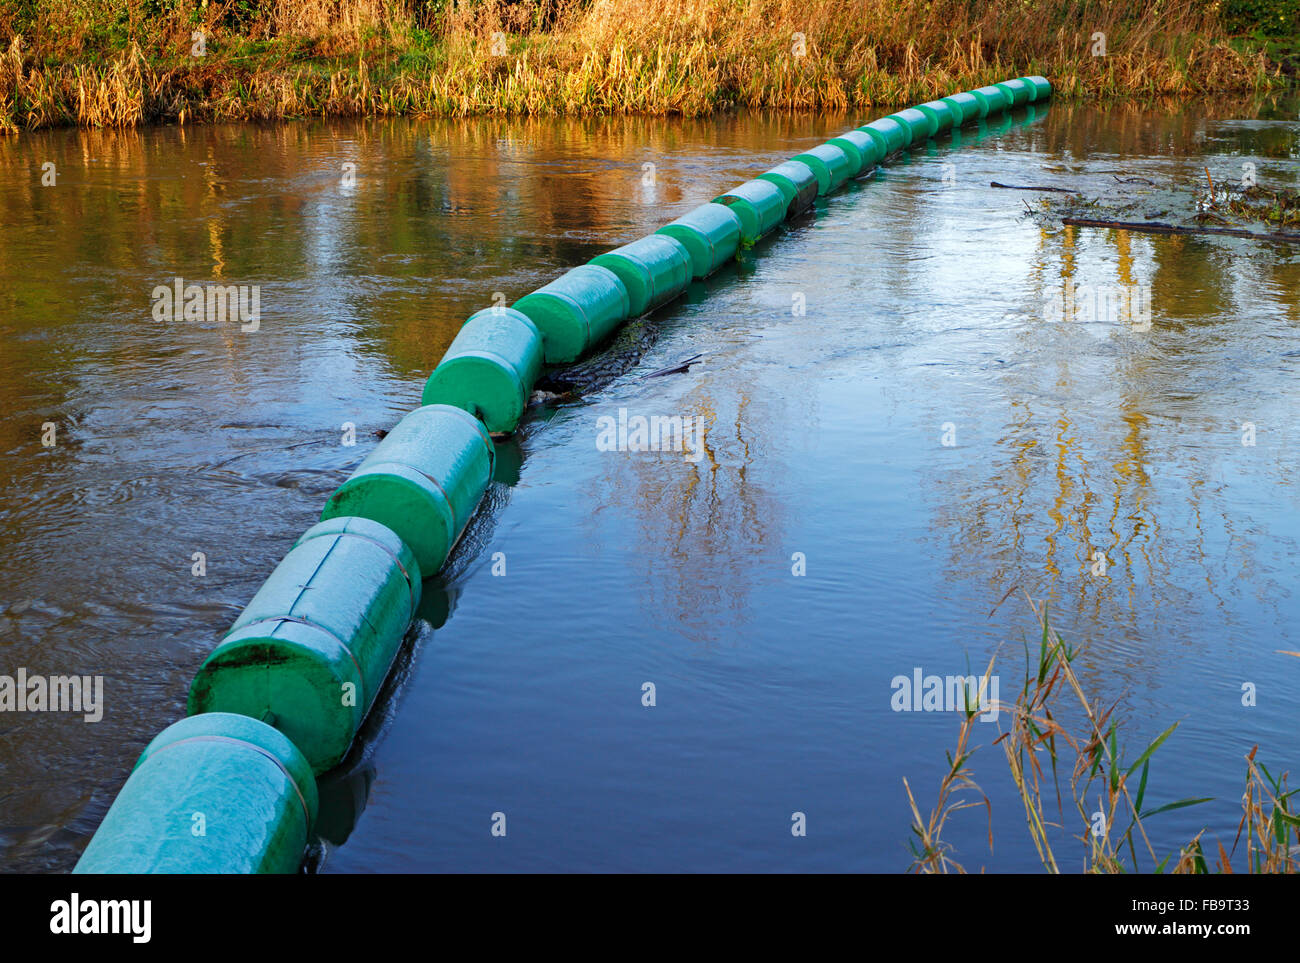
top-left (0, 0), bottom-right (1293, 130)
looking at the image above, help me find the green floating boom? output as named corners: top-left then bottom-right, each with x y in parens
top-left (512, 264), bottom-right (630, 363)
top-left (790, 143), bottom-right (855, 196)
top-left (188, 515), bottom-right (421, 774)
top-left (916, 100), bottom-right (958, 136)
top-left (940, 91), bottom-right (981, 126)
top-left (1023, 75), bottom-right (1052, 101)
top-left (995, 77), bottom-right (1033, 107)
top-left (826, 130), bottom-right (883, 178)
top-left (757, 161), bottom-right (820, 218)
top-left (970, 85), bottom-right (1010, 116)
top-left (321, 404), bottom-right (494, 576)
top-left (422, 307), bottom-right (544, 434)
top-left (655, 203), bottom-right (744, 280)
top-left (712, 178), bottom-right (788, 243)
top-left (82, 76), bottom-right (1053, 874)
top-left (74, 713), bottom-right (317, 874)
top-left (590, 234), bottom-right (693, 317)
top-left (890, 107), bottom-right (936, 145)
top-left (859, 117), bottom-right (910, 157)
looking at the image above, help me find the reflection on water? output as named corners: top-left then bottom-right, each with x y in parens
top-left (0, 96), bottom-right (1296, 872)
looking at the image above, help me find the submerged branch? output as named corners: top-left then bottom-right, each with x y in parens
top-left (1062, 217), bottom-right (1300, 244)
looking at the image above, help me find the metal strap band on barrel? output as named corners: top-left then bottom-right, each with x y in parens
top-left (145, 735), bottom-right (312, 829)
top-left (688, 225), bottom-right (718, 275)
top-left (332, 525), bottom-right (413, 592)
top-left (613, 248), bottom-right (667, 307)
top-left (330, 529), bottom-right (419, 620)
top-left (368, 460), bottom-right (458, 541)
top-left (493, 308), bottom-right (541, 339)
top-left (665, 223), bottom-right (717, 275)
top-left (450, 346), bottom-right (528, 387)
top-left (431, 402), bottom-right (496, 460)
top-left (453, 310), bottom-right (535, 348)
top-left (555, 289), bottom-right (593, 356)
top-left (236, 615), bottom-right (368, 705)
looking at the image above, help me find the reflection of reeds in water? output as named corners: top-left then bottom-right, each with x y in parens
top-left (907, 594), bottom-right (1299, 873)
top-left (579, 366), bottom-right (809, 645)
top-left (0, 0), bottom-right (1282, 131)
top-left (922, 154), bottom-right (1297, 644)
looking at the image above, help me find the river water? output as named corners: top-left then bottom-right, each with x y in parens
top-left (0, 98), bottom-right (1297, 873)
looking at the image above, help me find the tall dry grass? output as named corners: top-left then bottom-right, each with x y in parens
top-left (0, 0), bottom-right (1285, 130)
top-left (906, 591), bottom-right (1299, 874)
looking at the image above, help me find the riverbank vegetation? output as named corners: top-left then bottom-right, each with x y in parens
top-left (0, 0), bottom-right (1294, 130)
top-left (906, 593), bottom-right (1299, 873)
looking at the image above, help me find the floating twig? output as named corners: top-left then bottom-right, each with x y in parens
top-left (1062, 217), bottom-right (1300, 243)
top-left (991, 181), bottom-right (1080, 193)
top-left (643, 353), bottom-right (705, 378)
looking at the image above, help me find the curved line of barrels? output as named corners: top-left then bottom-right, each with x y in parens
top-left (73, 76), bottom-right (1052, 874)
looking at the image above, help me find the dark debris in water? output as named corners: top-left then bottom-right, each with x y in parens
top-left (1213, 183), bottom-right (1300, 230)
top-left (530, 316), bottom-right (662, 406)
top-left (1021, 166), bottom-right (1300, 240)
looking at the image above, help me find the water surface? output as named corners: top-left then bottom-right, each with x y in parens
top-left (0, 98), bottom-right (1297, 872)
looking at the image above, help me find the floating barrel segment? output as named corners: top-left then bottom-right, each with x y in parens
top-left (1022, 75), bottom-right (1052, 101)
top-left (889, 107), bottom-right (935, 145)
top-left (757, 161), bottom-right (820, 218)
top-left (74, 713), bottom-right (317, 874)
top-left (655, 203), bottom-right (744, 280)
top-left (790, 143), bottom-right (854, 196)
top-left (827, 130), bottom-right (883, 178)
top-left (188, 516), bottom-right (421, 775)
top-left (994, 78), bottom-right (1032, 108)
top-left (858, 117), bottom-right (910, 158)
top-left (712, 179), bottom-right (788, 243)
top-left (916, 100), bottom-right (957, 135)
top-left (590, 234), bottom-right (692, 317)
top-left (321, 404), bottom-right (494, 576)
top-left (941, 92), bottom-right (981, 126)
top-left (512, 264), bottom-right (630, 363)
top-left (969, 85), bottom-right (1009, 117)
top-left (421, 308), bottom-right (543, 435)
top-left (821, 135), bottom-right (862, 178)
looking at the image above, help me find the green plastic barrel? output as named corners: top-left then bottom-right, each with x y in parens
top-left (589, 234), bottom-right (692, 317)
top-left (889, 107), bottom-right (935, 145)
top-left (916, 100), bottom-right (957, 135)
top-left (827, 130), bottom-right (883, 177)
top-left (941, 91), bottom-right (981, 127)
top-left (421, 308), bottom-right (543, 434)
top-left (757, 161), bottom-right (820, 218)
top-left (1023, 75), bottom-right (1052, 101)
top-left (994, 78), bottom-right (1032, 108)
top-left (655, 203), bottom-right (743, 280)
top-left (188, 516), bottom-right (421, 774)
top-left (512, 264), bottom-right (630, 363)
top-left (321, 404), bottom-right (494, 576)
top-left (789, 143), bottom-right (854, 196)
top-left (970, 85), bottom-right (1009, 116)
top-left (74, 713), bottom-right (317, 874)
top-left (858, 117), bottom-right (910, 158)
top-left (821, 136), bottom-right (861, 178)
top-left (712, 179), bottom-right (787, 243)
